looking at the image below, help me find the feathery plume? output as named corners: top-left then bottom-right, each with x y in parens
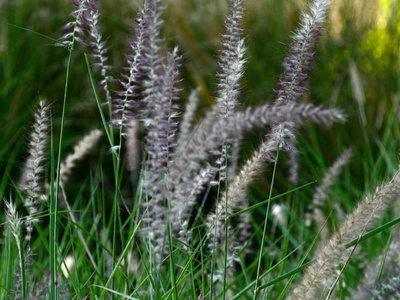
top-left (214, 0), bottom-right (246, 185)
top-left (87, 7), bottom-right (115, 113)
top-left (287, 141), bottom-right (300, 185)
top-left (215, 0), bottom-right (246, 119)
top-left (313, 148), bottom-right (353, 206)
top-left (4, 199), bottom-right (26, 299)
top-left (275, 0), bottom-right (330, 104)
top-left (204, 126), bottom-right (292, 255)
top-left (289, 166), bottom-right (400, 299)
top-left (349, 59), bottom-right (367, 126)
top-left (126, 119), bottom-right (141, 172)
top-left (5, 200), bottom-right (22, 251)
top-left (142, 47), bottom-right (181, 192)
top-left (228, 139), bottom-right (241, 180)
top-left (59, 0), bottom-right (92, 49)
top-left (353, 237), bottom-right (400, 299)
top-left (305, 147), bottom-right (353, 241)
top-left (171, 102), bottom-right (345, 213)
top-left (140, 0), bottom-right (167, 115)
top-left (230, 123), bottom-right (295, 248)
top-left (171, 163), bottom-right (221, 245)
top-left (170, 0), bottom-right (246, 241)
top-left (176, 88), bottom-right (200, 153)
top-left (20, 100), bottom-right (49, 248)
top-left (60, 129), bottom-right (103, 184)
top-left (141, 46), bottom-right (182, 257)
top-left (353, 199), bottom-right (400, 299)
top-left (112, 1), bottom-right (149, 128)
top-left (273, 0), bottom-right (331, 183)
top-left (197, 103), bottom-right (343, 254)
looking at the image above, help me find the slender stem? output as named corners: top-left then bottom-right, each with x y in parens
top-left (5, 227), bottom-right (13, 299)
top-left (210, 179), bottom-right (222, 300)
top-left (50, 114), bottom-right (57, 299)
top-left (0, 20), bottom-right (69, 45)
top-left (253, 138), bottom-right (281, 299)
top-left (19, 225), bottom-right (27, 299)
top-left (223, 144), bottom-right (229, 299)
top-left (167, 209), bottom-right (178, 300)
top-left (52, 48), bottom-right (73, 298)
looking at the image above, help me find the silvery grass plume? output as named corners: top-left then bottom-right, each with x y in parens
top-left (4, 200), bottom-right (22, 253)
top-left (60, 129), bottom-right (103, 184)
top-left (172, 103), bottom-right (344, 180)
top-left (19, 100), bottom-right (49, 250)
top-left (130, 0), bottom-right (181, 257)
top-left (229, 124), bottom-right (296, 248)
top-left (155, 103), bottom-right (344, 257)
top-left (205, 126), bottom-right (292, 259)
top-left (126, 119), bottom-right (141, 173)
top-left (112, 0), bottom-right (149, 128)
top-left (365, 271), bottom-right (400, 300)
top-left (205, 0), bottom-right (332, 263)
top-left (352, 199), bottom-right (400, 299)
top-left (4, 200), bottom-right (25, 299)
top-left (170, 0), bottom-right (247, 243)
top-left (56, 129), bottom-right (104, 271)
top-left (204, 115), bottom-right (343, 270)
top-left (87, 6), bottom-right (115, 114)
top-left (142, 47), bottom-right (182, 257)
top-left (59, 0), bottom-right (93, 49)
top-left (305, 148), bottom-right (353, 241)
top-left (289, 166), bottom-right (400, 300)
top-left (197, 103), bottom-right (346, 248)
top-left (213, 0), bottom-right (246, 183)
top-left (176, 88), bottom-right (200, 154)
top-left (273, 0), bottom-right (331, 185)
top-left (353, 232), bottom-right (400, 299)
top-left (108, 0), bottom-right (345, 261)
top-left (348, 59), bottom-right (367, 126)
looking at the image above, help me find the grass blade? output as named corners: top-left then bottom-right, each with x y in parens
top-left (345, 216), bottom-right (400, 248)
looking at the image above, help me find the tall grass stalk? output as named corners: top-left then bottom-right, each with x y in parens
top-left (253, 141), bottom-right (280, 299)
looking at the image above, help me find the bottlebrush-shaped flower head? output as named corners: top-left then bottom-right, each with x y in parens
top-left (59, 0), bottom-right (96, 49)
top-left (87, 8), bottom-right (115, 109)
top-left (275, 0), bottom-right (330, 103)
top-left (110, 1), bottom-right (150, 128)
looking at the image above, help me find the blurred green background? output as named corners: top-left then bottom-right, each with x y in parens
top-left (0, 0), bottom-right (399, 200)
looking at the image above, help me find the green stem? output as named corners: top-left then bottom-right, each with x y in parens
top-left (253, 139), bottom-right (281, 299)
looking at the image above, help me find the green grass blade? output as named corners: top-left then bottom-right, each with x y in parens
top-left (258, 260), bottom-right (316, 290)
top-left (229, 181), bottom-right (316, 219)
top-left (231, 242), bottom-right (305, 300)
top-left (253, 141), bottom-right (280, 299)
top-left (84, 53), bottom-right (114, 148)
top-left (93, 285), bottom-right (140, 300)
top-left (100, 220), bottom-right (142, 299)
top-left (18, 224), bottom-right (27, 299)
top-left (345, 216), bottom-right (400, 248)
top-left (166, 214), bottom-right (178, 300)
top-left (49, 116), bottom-right (57, 299)
top-left (5, 228), bottom-right (14, 299)
top-left (277, 215), bottom-right (330, 299)
top-left (0, 20), bottom-right (69, 45)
